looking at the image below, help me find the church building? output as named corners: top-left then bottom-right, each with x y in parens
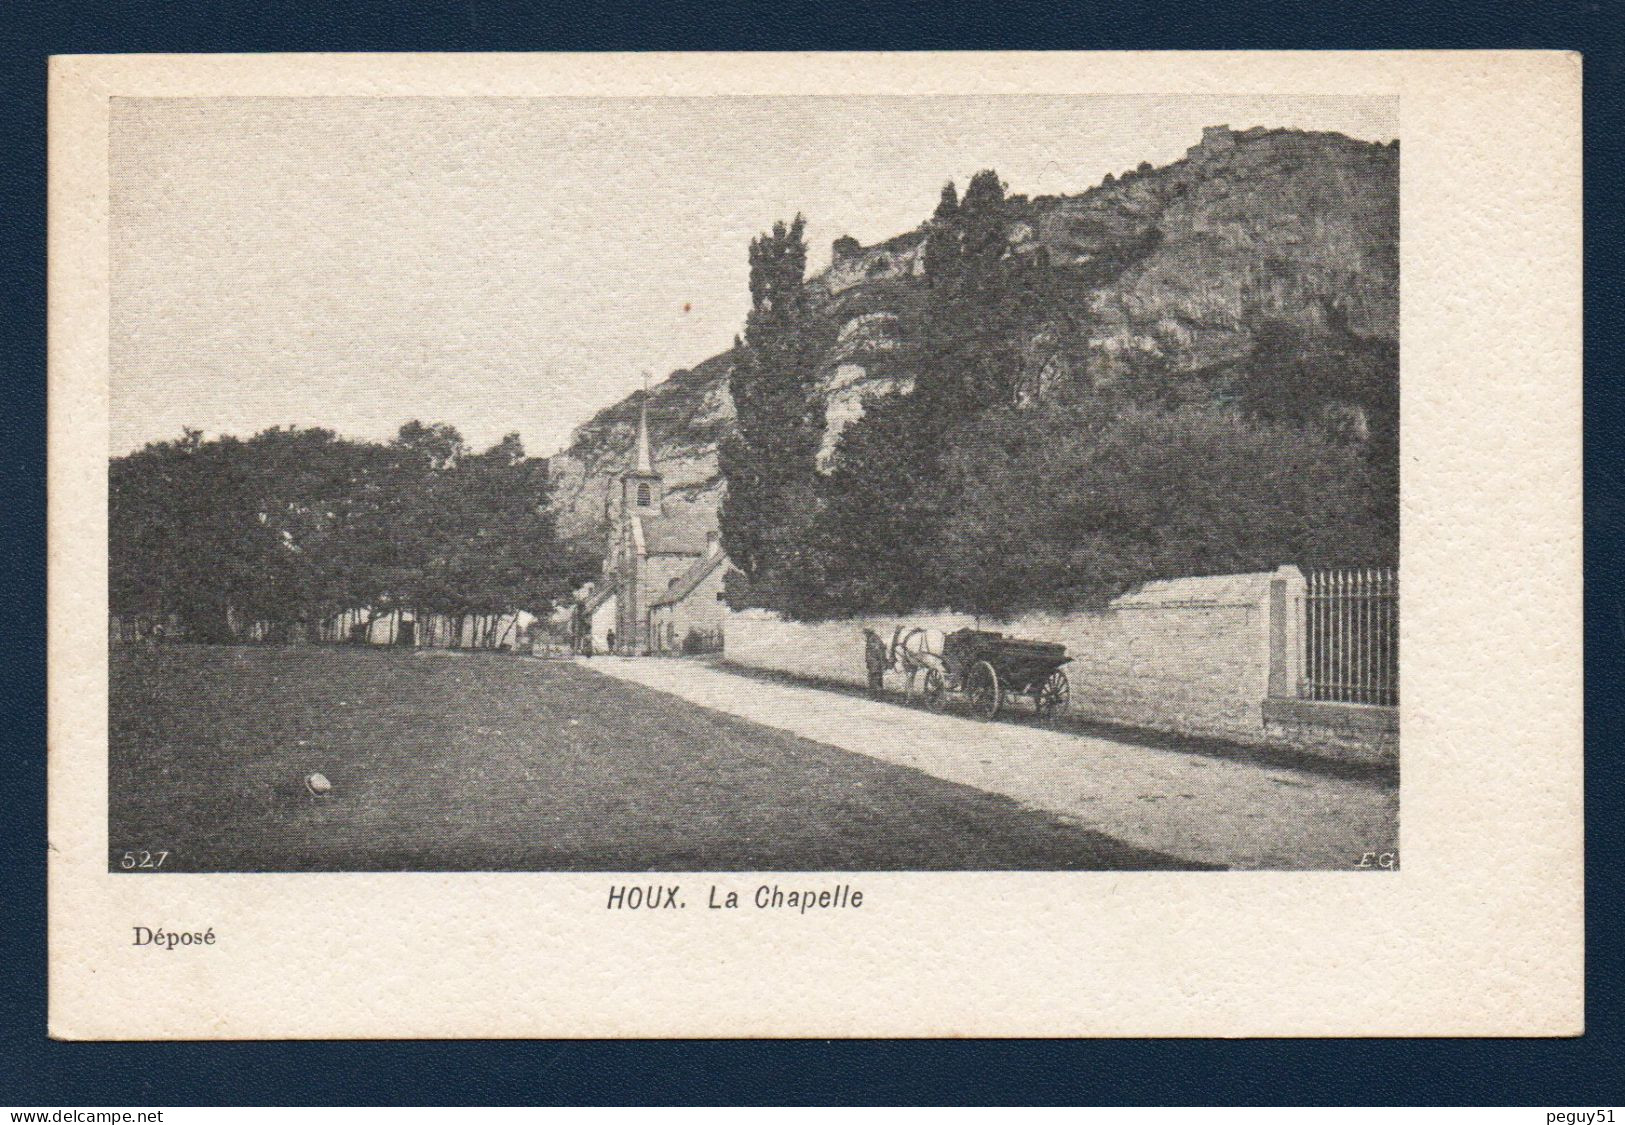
top-left (582, 393), bottom-right (732, 656)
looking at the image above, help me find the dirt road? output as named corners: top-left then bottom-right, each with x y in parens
top-left (582, 657), bottom-right (1398, 870)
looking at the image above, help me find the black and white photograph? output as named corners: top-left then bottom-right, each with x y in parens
top-left (104, 93), bottom-right (1402, 874)
top-left (44, 48), bottom-right (1584, 1045)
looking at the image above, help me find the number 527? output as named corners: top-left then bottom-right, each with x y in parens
top-left (118, 850), bottom-right (169, 870)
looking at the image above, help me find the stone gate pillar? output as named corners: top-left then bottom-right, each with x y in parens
top-left (1267, 564), bottom-right (1307, 699)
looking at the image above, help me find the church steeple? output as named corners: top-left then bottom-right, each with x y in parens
top-left (632, 393), bottom-right (655, 476)
top-left (621, 376), bottom-right (663, 518)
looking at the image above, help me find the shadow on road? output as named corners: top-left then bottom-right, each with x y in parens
top-left (707, 658), bottom-right (1398, 788)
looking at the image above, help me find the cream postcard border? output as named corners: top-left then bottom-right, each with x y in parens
top-left (48, 51), bottom-right (1583, 1039)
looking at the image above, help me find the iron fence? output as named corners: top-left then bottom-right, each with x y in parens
top-left (1301, 567), bottom-right (1398, 707)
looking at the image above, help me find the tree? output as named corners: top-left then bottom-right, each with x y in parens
top-left (1236, 310), bottom-right (1399, 507)
top-left (806, 390), bottom-right (943, 617)
top-left (933, 400), bottom-right (1397, 616)
top-left (718, 214), bottom-right (833, 611)
top-left (798, 170), bottom-right (1030, 616)
top-left (108, 422), bottom-right (591, 643)
top-left (915, 169), bottom-right (1029, 417)
top-left (362, 424), bottom-right (589, 635)
top-left (714, 168), bottom-right (1398, 625)
top-left (343, 421), bottom-right (474, 619)
top-left (108, 430), bottom-right (280, 640)
top-left (922, 180), bottom-right (961, 284)
top-left (446, 433), bottom-right (587, 625)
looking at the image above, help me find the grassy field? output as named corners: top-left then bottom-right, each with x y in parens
top-left (109, 644), bottom-right (1202, 871)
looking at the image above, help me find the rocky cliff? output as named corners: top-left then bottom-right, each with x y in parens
top-left (547, 124), bottom-right (1398, 547)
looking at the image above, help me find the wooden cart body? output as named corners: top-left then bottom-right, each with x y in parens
top-left (924, 628), bottom-right (1072, 719)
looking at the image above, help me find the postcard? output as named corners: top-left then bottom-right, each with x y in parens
top-left (48, 51), bottom-right (1581, 1037)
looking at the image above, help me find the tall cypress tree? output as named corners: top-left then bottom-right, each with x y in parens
top-left (718, 214), bottom-right (831, 608)
top-left (811, 170), bottom-right (1042, 616)
top-left (918, 169), bottom-right (1026, 416)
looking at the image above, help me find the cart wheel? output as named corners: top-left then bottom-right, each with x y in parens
top-left (967, 660), bottom-right (1001, 719)
top-left (1034, 669), bottom-right (1070, 718)
top-left (923, 669), bottom-right (946, 711)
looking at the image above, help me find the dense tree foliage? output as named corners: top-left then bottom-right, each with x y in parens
top-left (711, 170), bottom-right (1400, 622)
top-left (1237, 310), bottom-right (1399, 503)
top-left (934, 400), bottom-right (1396, 616)
top-left (810, 169), bottom-right (1052, 613)
top-left (109, 423), bottom-right (593, 641)
top-left (915, 170), bottom-right (1030, 417)
top-left (718, 214), bottom-right (834, 614)
top-left (800, 391), bottom-right (942, 617)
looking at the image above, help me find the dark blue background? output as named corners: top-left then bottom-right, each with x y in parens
top-left (3, 0), bottom-right (1619, 1106)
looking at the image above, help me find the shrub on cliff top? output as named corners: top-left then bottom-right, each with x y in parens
top-left (931, 400), bottom-right (1396, 617)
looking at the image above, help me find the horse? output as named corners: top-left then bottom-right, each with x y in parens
top-left (862, 625), bottom-right (946, 698)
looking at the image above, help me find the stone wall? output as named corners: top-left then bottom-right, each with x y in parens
top-left (1261, 699), bottom-right (1399, 766)
top-left (724, 569), bottom-right (1289, 745)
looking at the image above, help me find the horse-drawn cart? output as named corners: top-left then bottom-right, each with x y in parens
top-left (923, 629), bottom-right (1071, 719)
top-left (865, 625), bottom-right (1071, 720)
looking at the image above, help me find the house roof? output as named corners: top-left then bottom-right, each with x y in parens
top-left (583, 579), bottom-right (619, 613)
top-left (651, 549), bottom-right (731, 608)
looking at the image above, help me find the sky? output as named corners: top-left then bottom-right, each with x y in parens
top-left (109, 95), bottom-right (1396, 458)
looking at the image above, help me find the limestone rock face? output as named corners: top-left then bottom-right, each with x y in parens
top-left (546, 352), bottom-right (734, 548)
top-left (548, 126), bottom-right (1398, 548)
top-left (1081, 126), bottom-right (1398, 382)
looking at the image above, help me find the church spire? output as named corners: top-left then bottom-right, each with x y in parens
top-left (632, 373), bottom-right (655, 475)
